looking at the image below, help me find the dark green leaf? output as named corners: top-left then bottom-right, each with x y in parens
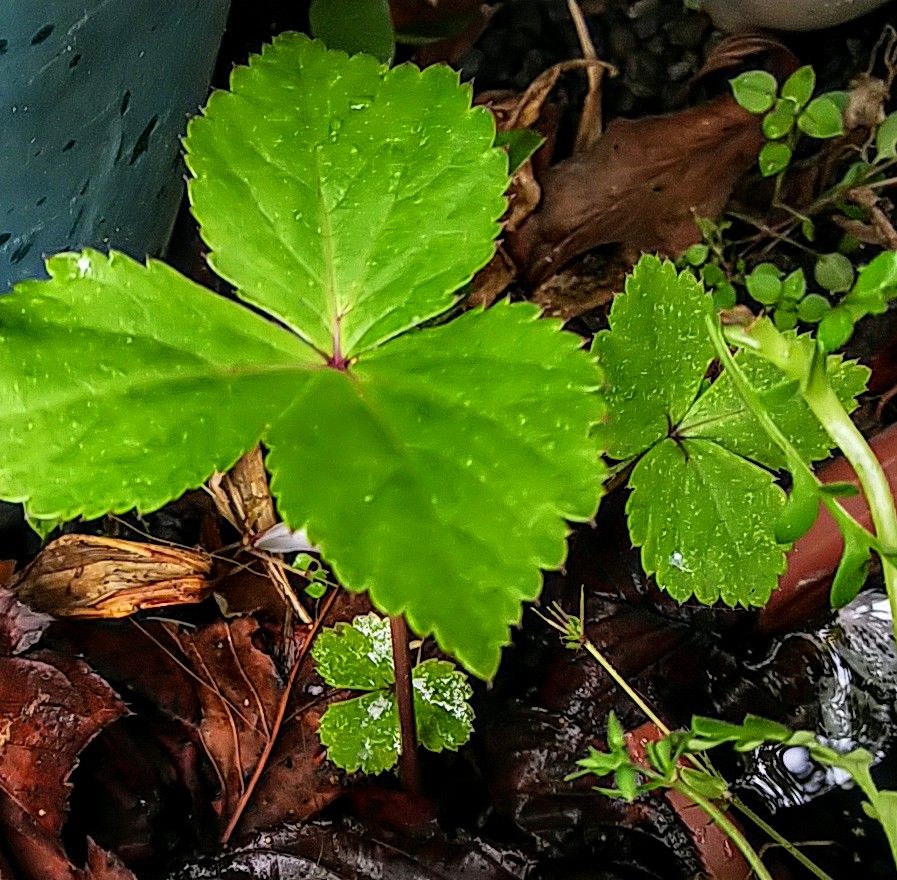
top-left (318, 691), bottom-right (400, 773)
top-left (815, 253), bottom-right (854, 293)
top-left (494, 128), bottom-right (544, 173)
top-left (412, 659), bottom-right (474, 753)
top-left (309, 0), bottom-right (395, 63)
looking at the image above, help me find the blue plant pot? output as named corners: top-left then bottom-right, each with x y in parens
top-left (0, 0), bottom-right (230, 290)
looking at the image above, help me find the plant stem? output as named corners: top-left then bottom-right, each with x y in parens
top-left (729, 796), bottom-right (835, 880)
top-left (672, 782), bottom-right (774, 880)
top-left (390, 614), bottom-right (421, 795)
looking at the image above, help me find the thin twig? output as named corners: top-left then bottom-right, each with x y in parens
top-left (568, 0), bottom-right (605, 149)
top-left (220, 588), bottom-right (341, 844)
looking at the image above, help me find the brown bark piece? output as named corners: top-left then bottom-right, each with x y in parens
top-left (13, 535), bottom-right (211, 619)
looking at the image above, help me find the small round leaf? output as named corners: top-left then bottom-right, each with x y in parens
top-left (814, 252), bottom-right (854, 293)
top-left (730, 71), bottom-right (778, 114)
top-left (797, 293), bottom-right (831, 323)
top-left (762, 99), bottom-right (797, 139)
top-left (875, 111), bottom-right (897, 159)
top-left (797, 96), bottom-right (845, 139)
top-left (746, 267), bottom-right (782, 305)
top-left (759, 141), bottom-right (792, 177)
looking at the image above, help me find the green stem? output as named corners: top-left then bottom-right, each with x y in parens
top-left (729, 796), bottom-right (835, 880)
top-left (671, 781), bottom-right (774, 880)
top-left (721, 317), bottom-right (897, 641)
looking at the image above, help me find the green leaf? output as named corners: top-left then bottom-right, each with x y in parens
top-left (815, 252), bottom-right (854, 293)
top-left (412, 659), bottom-right (474, 752)
top-left (685, 244), bottom-right (709, 266)
top-left (797, 95), bottom-right (844, 139)
top-left (312, 613), bottom-right (395, 690)
top-left (730, 71), bottom-right (778, 114)
top-left (762, 99), bottom-right (797, 139)
top-left (774, 461), bottom-right (818, 544)
top-left (745, 264), bottom-right (783, 306)
top-left (818, 306), bottom-right (855, 353)
top-left (627, 438), bottom-right (786, 606)
top-left (267, 303), bottom-right (603, 679)
top-left (712, 282), bottom-right (737, 310)
top-left (494, 129), bottom-right (544, 174)
top-left (781, 269), bottom-right (807, 304)
top-left (830, 525), bottom-right (872, 607)
top-left (876, 111), bottom-right (897, 159)
top-left (0, 250), bottom-right (317, 521)
top-left (797, 293), bottom-right (831, 323)
top-left (853, 250), bottom-right (897, 298)
top-left (592, 256), bottom-right (714, 459)
top-left (780, 66), bottom-right (815, 109)
top-left (679, 339), bottom-right (868, 472)
top-left (318, 690), bottom-right (400, 774)
top-left (185, 34), bottom-right (507, 360)
top-left (758, 141), bottom-right (792, 177)
top-left (309, 0), bottom-right (395, 64)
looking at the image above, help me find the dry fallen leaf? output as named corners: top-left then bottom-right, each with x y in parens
top-left (506, 95), bottom-right (764, 284)
top-left (0, 648), bottom-right (133, 880)
top-left (13, 535), bottom-right (212, 618)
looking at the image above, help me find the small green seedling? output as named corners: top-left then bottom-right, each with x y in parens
top-left (0, 35), bottom-right (606, 680)
top-left (312, 613), bottom-right (473, 773)
top-left (730, 66), bottom-right (846, 177)
top-left (593, 255), bottom-right (867, 607)
top-left (571, 713), bottom-right (897, 875)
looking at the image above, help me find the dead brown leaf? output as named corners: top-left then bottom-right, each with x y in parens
top-left (13, 535), bottom-right (212, 619)
top-left (0, 649), bottom-right (132, 880)
top-left (0, 588), bottom-right (50, 657)
top-left (506, 95), bottom-right (764, 284)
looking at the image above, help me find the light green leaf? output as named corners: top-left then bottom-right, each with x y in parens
top-left (745, 264), bottom-right (783, 306)
top-left (875, 111), bottom-right (897, 159)
top-left (412, 659), bottom-right (474, 752)
top-left (592, 256), bottom-right (714, 459)
top-left (762, 99), bottom-right (797, 139)
top-left (318, 690), bottom-right (400, 774)
top-left (797, 95), bottom-right (844, 139)
top-left (678, 341), bottom-right (868, 472)
top-left (312, 613), bottom-right (395, 690)
top-left (0, 250), bottom-right (316, 521)
top-left (730, 71), bottom-right (778, 114)
top-left (627, 438), bottom-right (786, 606)
top-left (267, 302), bottom-right (604, 679)
top-left (780, 66), bottom-right (815, 109)
top-left (797, 293), bottom-right (831, 323)
top-left (185, 34), bottom-right (507, 359)
top-left (758, 141), bottom-right (792, 177)
top-left (309, 0), bottom-right (395, 64)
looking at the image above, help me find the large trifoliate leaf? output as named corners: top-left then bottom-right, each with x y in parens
top-left (0, 250), bottom-right (316, 520)
top-left (313, 614), bottom-right (474, 773)
top-left (0, 36), bottom-right (603, 680)
top-left (268, 302), bottom-right (602, 677)
top-left (185, 33), bottom-right (507, 359)
top-left (594, 255), bottom-right (867, 607)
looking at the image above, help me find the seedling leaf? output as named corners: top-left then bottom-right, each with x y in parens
top-left (318, 690), bottom-right (400, 774)
top-left (185, 34), bottom-right (508, 359)
top-left (730, 71), bottom-right (778, 114)
top-left (413, 659), bottom-right (474, 752)
top-left (309, 0), bottom-right (395, 63)
top-left (312, 612), bottom-right (395, 690)
top-left (1, 37), bottom-right (604, 681)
